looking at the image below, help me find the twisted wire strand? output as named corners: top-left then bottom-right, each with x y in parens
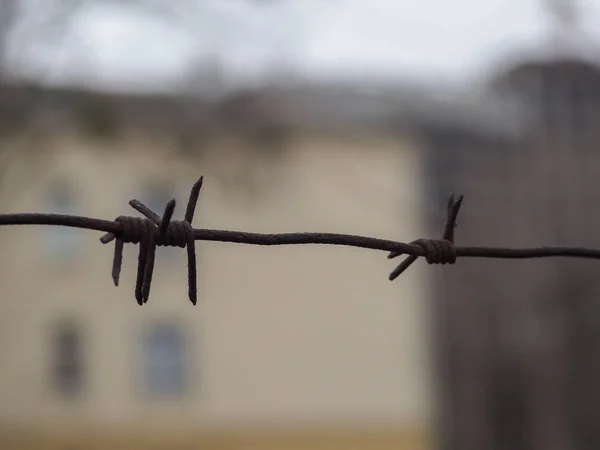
top-left (2, 176), bottom-right (600, 305)
top-left (100, 177), bottom-right (203, 305)
top-left (387, 193), bottom-right (462, 280)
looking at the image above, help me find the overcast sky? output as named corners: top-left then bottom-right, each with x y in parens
top-left (11, 0), bottom-right (600, 92)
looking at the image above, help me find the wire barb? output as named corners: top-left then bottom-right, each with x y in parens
top-left (4, 177), bottom-right (600, 305)
top-left (97, 177), bottom-right (202, 306)
top-left (388, 193), bottom-right (463, 280)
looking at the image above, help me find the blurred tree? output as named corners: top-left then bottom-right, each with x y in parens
top-left (0, 0), bottom-right (290, 192)
top-left (0, 0), bottom-right (86, 190)
top-left (0, 0), bottom-right (195, 188)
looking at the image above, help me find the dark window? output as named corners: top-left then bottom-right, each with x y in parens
top-left (143, 323), bottom-right (187, 397)
top-left (52, 320), bottom-right (84, 397)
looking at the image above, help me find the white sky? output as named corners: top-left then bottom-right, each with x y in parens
top-left (11, 0), bottom-right (600, 92)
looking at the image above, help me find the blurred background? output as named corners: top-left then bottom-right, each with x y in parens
top-left (0, 0), bottom-right (599, 449)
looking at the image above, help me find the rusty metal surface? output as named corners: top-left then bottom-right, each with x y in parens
top-left (2, 175), bottom-right (600, 306)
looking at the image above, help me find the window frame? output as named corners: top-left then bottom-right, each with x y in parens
top-left (140, 320), bottom-right (189, 399)
top-left (51, 318), bottom-right (84, 399)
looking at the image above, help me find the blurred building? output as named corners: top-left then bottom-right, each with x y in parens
top-left (0, 79), bottom-right (518, 450)
top-left (426, 12), bottom-right (600, 449)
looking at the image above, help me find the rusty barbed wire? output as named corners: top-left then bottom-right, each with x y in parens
top-left (2, 175), bottom-right (600, 306)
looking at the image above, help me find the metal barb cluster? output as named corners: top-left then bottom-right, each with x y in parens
top-left (99, 176), bottom-right (204, 306)
top-left (4, 176), bottom-right (600, 306)
top-left (387, 193), bottom-right (463, 280)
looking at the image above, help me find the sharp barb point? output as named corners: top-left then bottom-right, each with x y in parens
top-left (185, 229), bottom-right (198, 305)
top-left (159, 200), bottom-right (176, 237)
top-left (389, 255), bottom-right (419, 281)
top-left (101, 233), bottom-right (116, 244)
top-left (185, 176), bottom-right (204, 224)
top-left (447, 193), bottom-right (454, 210)
top-left (141, 221), bottom-right (157, 304)
top-left (130, 200), bottom-right (161, 224)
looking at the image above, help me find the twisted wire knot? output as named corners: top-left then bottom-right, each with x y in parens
top-left (412, 238), bottom-right (456, 265)
top-left (388, 193), bottom-right (463, 281)
top-left (99, 176), bottom-right (203, 306)
top-left (114, 216), bottom-right (152, 244)
top-left (156, 220), bottom-right (193, 248)
top-left (112, 216), bottom-right (194, 248)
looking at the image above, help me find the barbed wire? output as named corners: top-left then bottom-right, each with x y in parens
top-left (2, 175), bottom-right (600, 306)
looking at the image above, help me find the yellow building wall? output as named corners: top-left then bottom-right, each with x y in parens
top-left (0, 127), bottom-right (434, 449)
